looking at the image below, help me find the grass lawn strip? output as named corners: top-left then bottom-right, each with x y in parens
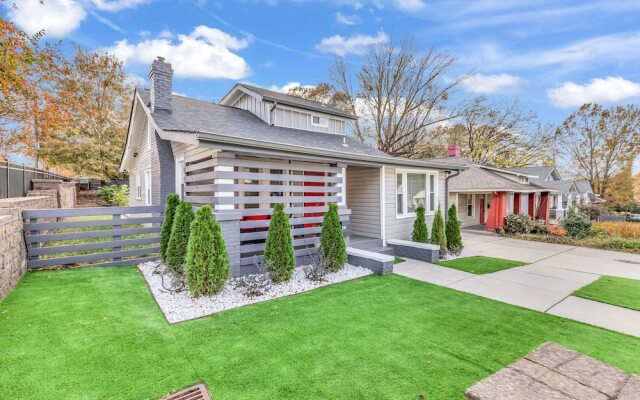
top-left (0, 267), bottom-right (639, 399)
top-left (573, 276), bottom-right (640, 312)
top-left (394, 257), bottom-right (406, 264)
top-left (436, 256), bottom-right (526, 274)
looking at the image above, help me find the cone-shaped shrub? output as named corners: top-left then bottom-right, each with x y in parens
top-left (412, 204), bottom-right (428, 243)
top-left (160, 194), bottom-right (180, 261)
top-left (165, 201), bottom-right (194, 273)
top-left (184, 205), bottom-right (230, 296)
top-left (446, 203), bottom-right (463, 254)
top-left (263, 203), bottom-right (295, 282)
top-left (431, 204), bottom-right (447, 256)
top-left (320, 203), bottom-right (347, 271)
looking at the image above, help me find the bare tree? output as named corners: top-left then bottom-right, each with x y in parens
top-left (560, 103), bottom-right (640, 196)
top-left (329, 36), bottom-right (466, 157)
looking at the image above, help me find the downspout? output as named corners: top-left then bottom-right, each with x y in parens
top-left (444, 169), bottom-right (461, 223)
top-left (269, 101), bottom-right (278, 125)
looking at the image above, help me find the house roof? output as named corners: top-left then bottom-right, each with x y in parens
top-left (425, 157), bottom-right (555, 193)
top-left (221, 83), bottom-right (357, 120)
top-left (133, 88), bottom-right (460, 170)
top-left (502, 166), bottom-right (556, 180)
top-left (574, 180), bottom-right (593, 194)
top-left (535, 179), bottom-right (576, 193)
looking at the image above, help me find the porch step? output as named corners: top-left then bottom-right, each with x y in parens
top-left (348, 237), bottom-right (384, 251)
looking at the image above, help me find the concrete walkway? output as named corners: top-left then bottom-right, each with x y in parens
top-left (394, 230), bottom-right (640, 337)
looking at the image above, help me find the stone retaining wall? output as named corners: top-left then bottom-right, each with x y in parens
top-left (0, 195), bottom-right (57, 301)
top-left (31, 179), bottom-right (76, 208)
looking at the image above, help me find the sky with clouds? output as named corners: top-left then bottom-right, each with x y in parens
top-left (4, 0), bottom-right (640, 171)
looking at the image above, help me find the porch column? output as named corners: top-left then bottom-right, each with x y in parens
top-left (538, 192), bottom-right (550, 224)
top-left (528, 193), bottom-right (535, 219)
top-left (513, 192), bottom-right (521, 214)
top-left (486, 191), bottom-right (507, 231)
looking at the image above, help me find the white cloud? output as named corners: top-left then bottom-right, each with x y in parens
top-left (462, 73), bottom-right (523, 94)
top-left (90, 0), bottom-right (151, 12)
top-left (547, 76), bottom-right (640, 108)
top-left (315, 31), bottom-right (388, 56)
top-left (336, 12), bottom-right (360, 25)
top-left (6, 0), bottom-right (86, 38)
top-left (394, 0), bottom-right (425, 11)
top-left (268, 82), bottom-right (314, 93)
top-left (104, 26), bottom-right (251, 79)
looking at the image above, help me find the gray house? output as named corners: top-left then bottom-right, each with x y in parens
top-left (119, 57), bottom-right (464, 275)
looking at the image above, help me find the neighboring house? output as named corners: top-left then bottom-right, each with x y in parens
top-left (425, 146), bottom-right (557, 230)
top-left (503, 166), bottom-right (599, 219)
top-left (119, 57), bottom-right (465, 276)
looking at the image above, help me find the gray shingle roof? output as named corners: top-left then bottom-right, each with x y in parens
top-left (535, 179), bottom-right (575, 193)
top-left (448, 164), bottom-right (552, 192)
top-left (137, 88), bottom-right (457, 170)
top-left (234, 84), bottom-right (356, 120)
top-left (502, 166), bottom-right (556, 179)
top-left (574, 180), bottom-right (593, 193)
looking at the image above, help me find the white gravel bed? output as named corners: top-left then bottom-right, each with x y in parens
top-left (138, 261), bottom-right (372, 323)
top-left (440, 250), bottom-right (472, 261)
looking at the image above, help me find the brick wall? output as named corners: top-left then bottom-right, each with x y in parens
top-left (0, 195), bottom-right (57, 301)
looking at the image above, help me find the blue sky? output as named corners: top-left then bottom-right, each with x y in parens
top-left (4, 0), bottom-right (640, 171)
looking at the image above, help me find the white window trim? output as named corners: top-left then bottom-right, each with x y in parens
top-left (136, 172), bottom-right (142, 200)
top-left (175, 155), bottom-right (185, 199)
top-left (144, 169), bottom-right (151, 206)
top-left (310, 115), bottom-right (329, 128)
top-left (395, 169), bottom-right (438, 219)
top-left (467, 194), bottom-right (474, 217)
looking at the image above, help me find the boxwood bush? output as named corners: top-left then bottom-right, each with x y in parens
top-left (165, 201), bottom-right (194, 273)
top-left (184, 205), bottom-right (230, 296)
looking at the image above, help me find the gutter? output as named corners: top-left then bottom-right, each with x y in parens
top-left (444, 169), bottom-right (461, 223)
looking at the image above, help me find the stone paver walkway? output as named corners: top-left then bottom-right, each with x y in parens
top-left (394, 230), bottom-right (640, 337)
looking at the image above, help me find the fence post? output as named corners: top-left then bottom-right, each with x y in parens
top-left (5, 159), bottom-right (9, 198)
top-left (29, 218), bottom-right (39, 262)
top-left (22, 164), bottom-right (26, 197)
top-left (113, 213), bottom-right (121, 262)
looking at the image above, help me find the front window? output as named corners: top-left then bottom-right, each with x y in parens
top-left (311, 115), bottom-right (328, 127)
top-left (467, 194), bottom-right (473, 217)
top-left (396, 170), bottom-right (437, 218)
top-left (136, 173), bottom-right (142, 200)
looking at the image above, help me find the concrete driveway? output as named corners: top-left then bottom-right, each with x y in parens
top-left (395, 230), bottom-right (640, 337)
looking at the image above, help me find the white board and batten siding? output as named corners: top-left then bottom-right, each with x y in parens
top-left (128, 116), bottom-right (154, 207)
top-left (232, 93), bottom-right (347, 135)
top-left (384, 167), bottom-right (447, 242)
top-left (345, 166), bottom-right (381, 239)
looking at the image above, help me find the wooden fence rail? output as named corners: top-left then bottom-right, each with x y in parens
top-left (23, 205), bottom-right (164, 269)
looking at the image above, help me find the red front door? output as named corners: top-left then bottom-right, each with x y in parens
top-left (479, 197), bottom-right (485, 224)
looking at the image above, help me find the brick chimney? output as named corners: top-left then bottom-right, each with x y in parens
top-left (447, 144), bottom-right (461, 157)
top-left (148, 56), bottom-right (173, 113)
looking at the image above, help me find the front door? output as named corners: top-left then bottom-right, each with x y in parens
top-left (479, 197), bottom-right (485, 224)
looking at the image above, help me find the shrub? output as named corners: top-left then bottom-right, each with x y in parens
top-left (412, 204), bottom-right (428, 243)
top-left (561, 208), bottom-right (591, 238)
top-left (165, 201), bottom-right (194, 273)
top-left (503, 213), bottom-right (533, 234)
top-left (263, 203), bottom-right (295, 282)
top-left (184, 205), bottom-right (230, 296)
top-left (160, 194), bottom-right (180, 261)
top-left (319, 203), bottom-right (347, 272)
top-left (445, 203), bottom-right (463, 254)
top-left (97, 184), bottom-right (128, 206)
top-left (548, 225), bottom-right (567, 237)
top-left (431, 205), bottom-right (447, 256)
top-left (530, 220), bottom-right (549, 235)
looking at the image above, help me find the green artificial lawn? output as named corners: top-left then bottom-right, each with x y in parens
top-left (436, 256), bottom-right (527, 274)
top-left (1, 268), bottom-right (639, 399)
top-left (394, 257), bottom-right (406, 264)
top-left (573, 276), bottom-right (640, 311)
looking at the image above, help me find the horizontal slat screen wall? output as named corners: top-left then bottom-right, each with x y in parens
top-left (182, 150), bottom-right (349, 267)
top-left (23, 206), bottom-right (164, 269)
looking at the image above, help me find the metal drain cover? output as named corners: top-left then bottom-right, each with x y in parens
top-left (161, 383), bottom-right (212, 400)
top-left (616, 259), bottom-right (640, 265)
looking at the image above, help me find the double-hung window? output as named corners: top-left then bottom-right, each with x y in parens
top-left (467, 194), bottom-right (473, 217)
top-left (396, 170), bottom-right (438, 218)
top-left (136, 172), bottom-right (142, 200)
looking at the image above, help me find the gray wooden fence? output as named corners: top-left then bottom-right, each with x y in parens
top-left (23, 206), bottom-right (164, 269)
top-left (1, 159), bottom-right (71, 198)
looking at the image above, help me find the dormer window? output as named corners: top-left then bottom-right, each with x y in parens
top-left (311, 115), bottom-right (328, 127)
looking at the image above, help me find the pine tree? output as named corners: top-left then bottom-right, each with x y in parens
top-left (184, 205), bottom-right (230, 296)
top-left (412, 204), bottom-right (428, 243)
top-left (160, 194), bottom-right (180, 261)
top-left (431, 205), bottom-right (447, 256)
top-left (320, 203), bottom-right (347, 271)
top-left (263, 203), bottom-right (295, 282)
top-left (165, 201), bottom-right (194, 273)
top-left (446, 203), bottom-right (463, 254)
